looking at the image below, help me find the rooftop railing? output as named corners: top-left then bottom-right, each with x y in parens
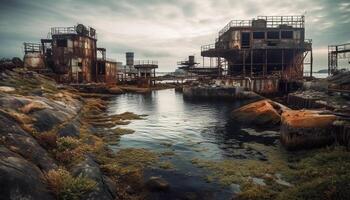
top-left (218, 15), bottom-right (305, 37)
top-left (134, 60), bottom-right (158, 65)
top-left (23, 43), bottom-right (41, 53)
top-left (50, 25), bottom-right (97, 39)
top-left (201, 44), bottom-right (216, 52)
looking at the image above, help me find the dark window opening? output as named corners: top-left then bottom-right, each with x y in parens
top-left (78, 62), bottom-right (82, 67)
top-left (267, 41), bottom-right (278, 46)
top-left (241, 32), bottom-right (251, 47)
top-left (57, 39), bottom-right (67, 47)
top-left (281, 31), bottom-right (293, 39)
top-left (267, 31), bottom-right (280, 39)
top-left (253, 32), bottom-right (265, 39)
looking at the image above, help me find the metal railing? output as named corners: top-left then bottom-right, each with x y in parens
top-left (134, 60), bottom-right (158, 65)
top-left (201, 44), bottom-right (216, 52)
top-left (257, 16), bottom-right (304, 28)
top-left (219, 20), bottom-right (252, 36)
top-left (218, 16), bottom-right (305, 37)
top-left (50, 25), bottom-right (97, 39)
top-left (24, 43), bottom-right (41, 53)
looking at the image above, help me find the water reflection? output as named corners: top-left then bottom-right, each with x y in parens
top-left (107, 89), bottom-right (278, 199)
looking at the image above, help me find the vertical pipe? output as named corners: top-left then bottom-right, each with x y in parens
top-left (264, 49), bottom-right (267, 77)
top-left (282, 49), bottom-right (284, 77)
top-left (250, 49), bottom-right (253, 77)
top-left (243, 50), bottom-right (246, 77)
top-left (310, 49), bottom-right (313, 78)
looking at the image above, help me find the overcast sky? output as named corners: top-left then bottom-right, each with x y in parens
top-left (0, 0), bottom-right (349, 71)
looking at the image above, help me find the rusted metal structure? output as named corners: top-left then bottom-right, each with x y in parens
top-left (23, 43), bottom-right (45, 69)
top-left (201, 16), bottom-right (313, 93)
top-left (95, 48), bottom-right (118, 84)
top-left (178, 56), bottom-right (198, 69)
top-left (43, 24), bottom-right (98, 83)
top-left (134, 60), bottom-right (158, 85)
top-left (23, 24), bottom-right (118, 84)
top-left (328, 43), bottom-right (350, 75)
top-left (177, 55), bottom-right (219, 77)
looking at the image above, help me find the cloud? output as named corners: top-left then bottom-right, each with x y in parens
top-left (0, 0), bottom-right (349, 71)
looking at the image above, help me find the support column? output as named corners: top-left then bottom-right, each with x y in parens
top-left (264, 49), bottom-right (267, 77)
top-left (243, 50), bottom-right (246, 77)
top-left (250, 49), bottom-right (253, 77)
top-left (282, 49), bottom-right (284, 77)
top-left (310, 49), bottom-right (313, 78)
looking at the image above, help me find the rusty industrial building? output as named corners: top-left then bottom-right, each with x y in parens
top-left (195, 15), bottom-right (313, 93)
top-left (23, 24), bottom-right (117, 85)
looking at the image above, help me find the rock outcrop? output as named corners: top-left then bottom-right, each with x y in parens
top-left (280, 110), bottom-right (337, 150)
top-left (71, 156), bottom-right (116, 200)
top-left (0, 68), bottom-right (122, 200)
top-left (0, 111), bottom-right (57, 172)
top-left (231, 100), bottom-right (289, 127)
top-left (0, 146), bottom-right (55, 200)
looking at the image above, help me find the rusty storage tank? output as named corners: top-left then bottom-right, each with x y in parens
top-left (23, 43), bottom-right (45, 69)
top-left (126, 52), bottom-right (134, 67)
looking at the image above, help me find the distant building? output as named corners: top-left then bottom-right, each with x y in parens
top-left (118, 52), bottom-right (158, 85)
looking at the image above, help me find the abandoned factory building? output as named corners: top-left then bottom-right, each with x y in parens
top-left (23, 24), bottom-right (117, 84)
top-left (201, 15), bottom-right (313, 93)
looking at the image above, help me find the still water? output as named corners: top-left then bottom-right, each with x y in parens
top-left (107, 89), bottom-right (278, 199)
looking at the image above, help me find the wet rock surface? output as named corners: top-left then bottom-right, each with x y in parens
top-left (72, 156), bottom-right (116, 200)
top-left (0, 111), bottom-right (57, 171)
top-left (145, 176), bottom-right (170, 191)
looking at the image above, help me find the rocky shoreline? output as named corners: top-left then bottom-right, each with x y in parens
top-left (1, 66), bottom-right (350, 200)
top-left (0, 67), bottom-right (158, 200)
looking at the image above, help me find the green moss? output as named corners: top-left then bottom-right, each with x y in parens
top-left (158, 161), bottom-right (175, 169)
top-left (191, 144), bottom-right (350, 200)
top-left (112, 127), bottom-right (135, 135)
top-left (237, 181), bottom-right (277, 200)
top-left (160, 151), bottom-right (176, 157)
top-left (98, 148), bottom-right (159, 176)
top-left (113, 112), bottom-right (143, 120)
top-left (46, 168), bottom-right (96, 200)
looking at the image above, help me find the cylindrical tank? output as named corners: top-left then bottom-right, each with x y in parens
top-left (189, 56), bottom-right (195, 64)
top-left (126, 52), bottom-right (134, 66)
top-left (23, 53), bottom-right (45, 69)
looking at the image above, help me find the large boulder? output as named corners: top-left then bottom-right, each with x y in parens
top-left (231, 100), bottom-right (289, 126)
top-left (0, 146), bottom-right (55, 200)
top-left (71, 156), bottom-right (116, 200)
top-left (280, 110), bottom-right (337, 150)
